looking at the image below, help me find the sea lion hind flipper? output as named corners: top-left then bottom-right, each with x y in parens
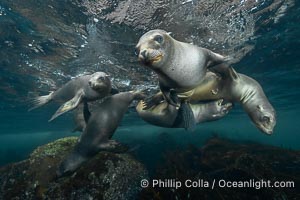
top-left (176, 102), bottom-right (196, 131)
top-left (169, 90), bottom-right (180, 105)
top-left (49, 90), bottom-right (84, 122)
top-left (161, 88), bottom-right (180, 108)
top-left (28, 91), bottom-right (54, 111)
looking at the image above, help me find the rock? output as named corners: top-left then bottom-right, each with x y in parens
top-left (0, 137), bottom-right (148, 200)
top-left (139, 136), bottom-right (300, 199)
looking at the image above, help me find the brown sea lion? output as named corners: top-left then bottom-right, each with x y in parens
top-left (57, 91), bottom-right (145, 177)
top-left (144, 67), bottom-right (276, 134)
top-left (135, 29), bottom-right (229, 107)
top-left (136, 100), bottom-right (232, 128)
top-left (29, 72), bottom-right (112, 121)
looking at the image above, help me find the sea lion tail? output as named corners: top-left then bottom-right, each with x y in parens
top-left (178, 102), bottom-right (196, 131)
top-left (28, 92), bottom-right (54, 111)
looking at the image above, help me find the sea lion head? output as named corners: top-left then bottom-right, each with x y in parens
top-left (88, 72), bottom-right (111, 92)
top-left (250, 105), bottom-right (276, 135)
top-left (56, 152), bottom-right (87, 177)
top-left (135, 29), bottom-right (172, 68)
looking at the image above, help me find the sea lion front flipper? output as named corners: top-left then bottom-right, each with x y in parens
top-left (177, 102), bottom-right (196, 131)
top-left (83, 101), bottom-right (91, 123)
top-left (49, 90), bottom-right (85, 122)
top-left (205, 49), bottom-right (231, 68)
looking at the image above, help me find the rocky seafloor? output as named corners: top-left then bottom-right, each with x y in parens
top-left (0, 137), bottom-right (148, 200)
top-left (138, 137), bottom-right (300, 200)
top-left (0, 136), bottom-right (299, 200)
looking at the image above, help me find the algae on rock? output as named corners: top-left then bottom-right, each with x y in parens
top-left (0, 137), bottom-right (148, 200)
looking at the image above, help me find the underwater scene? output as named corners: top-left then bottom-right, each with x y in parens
top-left (0, 0), bottom-right (299, 199)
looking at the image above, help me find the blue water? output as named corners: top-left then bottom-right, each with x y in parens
top-left (0, 0), bottom-right (300, 170)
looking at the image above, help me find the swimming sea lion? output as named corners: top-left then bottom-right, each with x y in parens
top-left (72, 104), bottom-right (87, 132)
top-left (57, 91), bottom-right (145, 177)
top-left (136, 99), bottom-right (232, 128)
top-left (29, 72), bottom-right (112, 121)
top-left (72, 100), bottom-right (107, 133)
top-left (135, 29), bottom-right (229, 107)
top-left (184, 66), bottom-right (276, 134)
top-left (145, 66), bottom-right (276, 134)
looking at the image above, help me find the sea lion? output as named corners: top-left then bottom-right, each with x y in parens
top-left (57, 91), bottom-right (145, 177)
top-left (135, 29), bottom-right (229, 107)
top-left (136, 100), bottom-right (232, 128)
top-left (145, 66), bottom-right (276, 134)
top-left (72, 104), bottom-right (87, 133)
top-left (29, 72), bottom-right (112, 121)
top-left (72, 100), bottom-right (107, 133)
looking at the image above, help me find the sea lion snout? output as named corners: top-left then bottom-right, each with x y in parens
top-left (135, 46), bottom-right (149, 63)
top-left (136, 46), bottom-right (150, 61)
top-left (250, 105), bottom-right (276, 135)
top-left (89, 76), bottom-right (108, 85)
top-left (258, 114), bottom-right (276, 135)
top-left (137, 48), bottom-right (163, 65)
top-left (57, 151), bottom-right (88, 177)
top-left (138, 49), bottom-right (148, 61)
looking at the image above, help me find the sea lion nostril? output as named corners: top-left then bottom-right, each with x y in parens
top-left (140, 50), bottom-right (147, 58)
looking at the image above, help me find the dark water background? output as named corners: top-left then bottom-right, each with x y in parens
top-left (0, 0), bottom-right (300, 171)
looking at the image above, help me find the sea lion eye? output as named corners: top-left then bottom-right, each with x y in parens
top-left (98, 76), bottom-right (106, 81)
top-left (154, 35), bottom-right (163, 43)
top-left (256, 105), bottom-right (263, 111)
top-left (262, 116), bottom-right (270, 123)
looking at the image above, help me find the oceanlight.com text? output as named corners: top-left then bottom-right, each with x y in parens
top-left (140, 179), bottom-right (295, 190)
